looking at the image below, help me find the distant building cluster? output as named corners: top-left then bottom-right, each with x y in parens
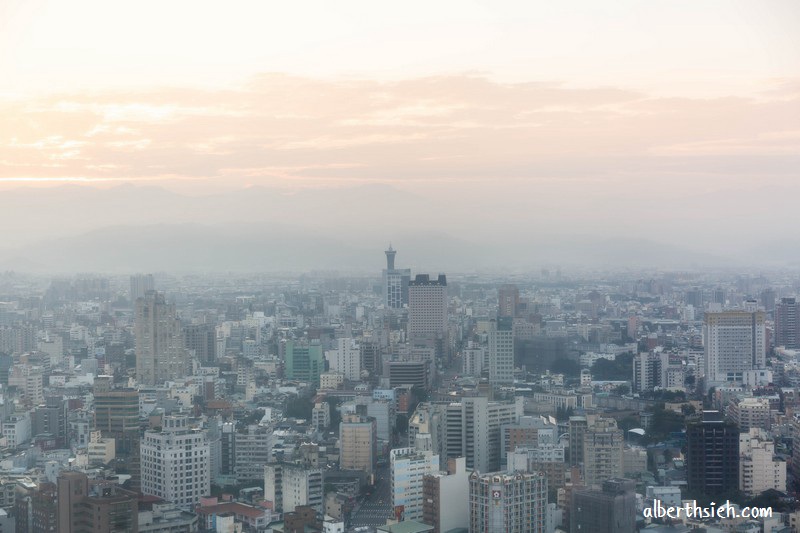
top-left (0, 254), bottom-right (796, 532)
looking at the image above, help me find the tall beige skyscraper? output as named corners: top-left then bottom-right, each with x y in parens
top-left (703, 303), bottom-right (766, 391)
top-left (339, 414), bottom-right (377, 475)
top-left (408, 274), bottom-right (448, 361)
top-left (488, 317), bottom-right (515, 386)
top-left (135, 291), bottom-right (189, 385)
top-left (582, 417), bottom-right (624, 488)
top-left (408, 274), bottom-right (448, 340)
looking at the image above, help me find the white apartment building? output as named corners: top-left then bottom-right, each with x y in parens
top-left (2, 413), bottom-right (31, 448)
top-left (390, 446), bottom-right (440, 521)
top-left (264, 462), bottom-right (324, 514)
top-left (704, 307), bottom-right (766, 391)
top-left (140, 414), bottom-right (211, 509)
top-left (740, 428), bottom-right (786, 496)
top-left (728, 397), bottom-right (771, 432)
top-left (325, 338), bottom-right (361, 382)
top-left (462, 343), bottom-right (486, 377)
top-left (312, 402), bottom-right (330, 432)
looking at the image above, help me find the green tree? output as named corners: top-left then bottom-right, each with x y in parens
top-left (549, 358), bottom-right (581, 377)
top-left (642, 404), bottom-right (685, 444)
top-left (591, 352), bottom-right (634, 380)
top-left (285, 395), bottom-right (313, 420)
top-left (327, 397), bottom-right (342, 430)
top-left (613, 384), bottom-right (630, 396)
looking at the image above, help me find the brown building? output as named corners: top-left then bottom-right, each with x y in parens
top-left (57, 471), bottom-right (138, 532)
top-left (503, 426), bottom-right (540, 457)
top-left (422, 473), bottom-right (443, 533)
top-left (498, 284), bottom-right (520, 318)
top-left (530, 460), bottom-right (566, 490)
top-left (31, 483), bottom-right (58, 533)
top-left (284, 505), bottom-right (319, 533)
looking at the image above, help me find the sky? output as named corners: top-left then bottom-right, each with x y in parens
top-left (0, 1), bottom-right (799, 269)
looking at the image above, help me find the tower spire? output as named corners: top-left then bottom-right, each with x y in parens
top-left (385, 244), bottom-right (397, 270)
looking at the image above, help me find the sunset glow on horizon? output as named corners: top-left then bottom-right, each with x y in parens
top-left (0, 0), bottom-right (798, 196)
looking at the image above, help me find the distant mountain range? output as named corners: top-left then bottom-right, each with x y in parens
top-left (0, 183), bottom-right (792, 273)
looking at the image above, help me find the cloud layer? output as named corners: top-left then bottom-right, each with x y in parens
top-left (1, 74), bottom-right (797, 190)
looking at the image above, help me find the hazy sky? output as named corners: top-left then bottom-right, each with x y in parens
top-left (0, 1), bottom-right (799, 269)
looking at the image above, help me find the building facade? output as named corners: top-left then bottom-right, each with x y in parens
top-left (469, 471), bottom-right (547, 533)
top-left (390, 447), bottom-right (439, 521)
top-left (703, 307), bottom-right (766, 391)
top-left (140, 414), bottom-right (211, 509)
top-left (488, 317), bottom-right (514, 386)
top-left (135, 291), bottom-right (190, 386)
top-left (571, 478), bottom-right (636, 533)
top-left (687, 411), bottom-right (739, 498)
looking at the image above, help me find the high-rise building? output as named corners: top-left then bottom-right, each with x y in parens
top-left (264, 463), bottom-right (324, 514)
top-left (411, 397), bottom-right (523, 473)
top-left (761, 288), bottom-right (777, 313)
top-left (422, 457), bottom-right (469, 533)
top-left (32, 395), bottom-right (67, 448)
top-left (93, 378), bottom-right (141, 491)
top-left (140, 414), bottom-right (211, 509)
top-left (488, 317), bottom-right (515, 386)
top-left (498, 284), bottom-right (520, 318)
top-left (129, 273), bottom-right (155, 301)
top-left (775, 297), bottom-right (800, 349)
top-left (284, 339), bottom-right (324, 386)
top-left (339, 414), bottom-right (377, 475)
top-left (687, 411), bottom-right (739, 498)
top-left (727, 397), bottom-right (771, 432)
top-left (469, 470), bottom-right (547, 533)
top-left (134, 291), bottom-right (190, 386)
top-left (632, 350), bottom-right (684, 392)
top-left (462, 342), bottom-right (486, 377)
top-left (31, 482), bottom-right (58, 533)
top-left (408, 274), bottom-right (448, 358)
top-left (388, 360), bottom-right (429, 389)
top-left (360, 341), bottom-right (382, 376)
top-left (685, 288), bottom-right (703, 309)
top-left (739, 428), bottom-right (786, 496)
top-left (703, 306), bottom-right (766, 391)
top-left (184, 323), bottom-right (217, 365)
top-left (567, 416), bottom-right (588, 467)
top-left (9, 364), bottom-right (44, 408)
top-left (390, 445), bottom-right (439, 521)
top-left (57, 471), bottom-right (138, 532)
top-left (382, 245), bottom-right (411, 309)
top-left (582, 418), bottom-right (624, 488)
top-left (325, 338), bottom-right (361, 382)
top-left (570, 478), bottom-right (636, 533)
top-left (235, 425), bottom-right (274, 483)
top-left (712, 287), bottom-right (726, 306)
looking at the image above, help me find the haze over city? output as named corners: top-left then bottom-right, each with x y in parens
top-left (3, 3), bottom-right (800, 533)
top-left (1, 1), bottom-right (799, 272)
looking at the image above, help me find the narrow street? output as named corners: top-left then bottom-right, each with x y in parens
top-left (348, 464), bottom-right (393, 532)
